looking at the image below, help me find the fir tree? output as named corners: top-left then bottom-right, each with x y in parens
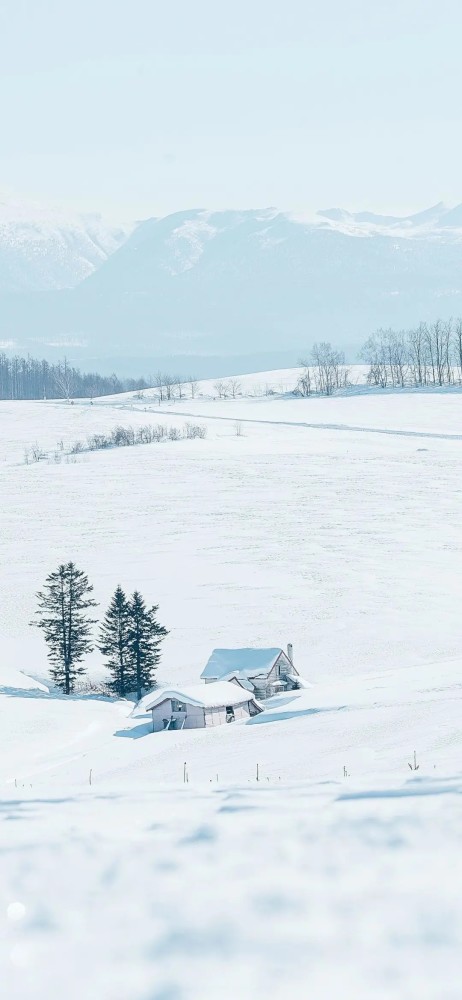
top-left (127, 591), bottom-right (168, 700)
top-left (32, 562), bottom-right (98, 694)
top-left (98, 586), bottom-right (131, 696)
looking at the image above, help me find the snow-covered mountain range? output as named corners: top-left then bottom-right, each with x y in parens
top-left (0, 195), bottom-right (131, 291)
top-left (1, 198), bottom-right (462, 367)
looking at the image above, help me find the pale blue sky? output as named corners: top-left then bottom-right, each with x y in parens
top-left (1, 0), bottom-right (461, 220)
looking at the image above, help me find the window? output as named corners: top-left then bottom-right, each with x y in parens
top-left (226, 706), bottom-right (235, 722)
top-left (171, 699), bottom-right (186, 713)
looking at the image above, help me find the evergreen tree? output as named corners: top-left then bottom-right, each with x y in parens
top-left (127, 591), bottom-right (168, 701)
top-left (98, 586), bottom-right (131, 696)
top-left (32, 562), bottom-right (98, 694)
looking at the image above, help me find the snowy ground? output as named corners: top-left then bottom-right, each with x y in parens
top-left (2, 372), bottom-right (462, 997)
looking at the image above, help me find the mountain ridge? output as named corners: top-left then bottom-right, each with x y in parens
top-left (1, 199), bottom-right (462, 365)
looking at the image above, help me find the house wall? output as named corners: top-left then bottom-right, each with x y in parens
top-left (151, 699), bottom-right (206, 732)
top-left (253, 654), bottom-right (299, 697)
top-left (234, 703), bottom-right (251, 721)
top-left (204, 702), bottom-right (252, 726)
top-left (204, 706), bottom-right (227, 726)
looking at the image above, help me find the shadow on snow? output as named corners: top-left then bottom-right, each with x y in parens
top-left (247, 705), bottom-right (346, 725)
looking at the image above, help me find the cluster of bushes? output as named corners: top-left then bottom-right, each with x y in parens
top-left (24, 421), bottom-right (207, 464)
top-left (85, 422), bottom-right (207, 452)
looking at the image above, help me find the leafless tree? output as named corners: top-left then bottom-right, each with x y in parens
top-left (311, 342), bottom-right (346, 395)
top-left (188, 376), bottom-right (199, 398)
top-left (153, 371), bottom-right (165, 402)
top-left (53, 359), bottom-right (77, 402)
top-left (407, 324), bottom-right (428, 386)
top-left (297, 361), bottom-right (312, 396)
top-left (214, 380), bottom-right (228, 399)
top-left (361, 333), bottom-right (389, 387)
top-left (227, 378), bottom-right (242, 399)
top-left (454, 319), bottom-right (462, 383)
top-left (174, 375), bottom-right (186, 400)
top-left (163, 373), bottom-right (176, 401)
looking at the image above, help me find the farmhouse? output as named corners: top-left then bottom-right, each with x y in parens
top-left (200, 645), bottom-right (300, 700)
top-left (144, 681), bottom-right (263, 733)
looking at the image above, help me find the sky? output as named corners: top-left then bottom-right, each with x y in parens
top-left (0, 0), bottom-right (461, 222)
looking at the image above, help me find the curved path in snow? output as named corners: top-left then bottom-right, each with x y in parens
top-left (151, 407), bottom-right (462, 442)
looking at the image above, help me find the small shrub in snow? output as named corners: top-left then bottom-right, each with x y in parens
top-left (29, 443), bottom-right (47, 462)
top-left (87, 433), bottom-right (111, 451)
top-left (184, 422), bottom-right (207, 439)
top-left (111, 425), bottom-right (135, 447)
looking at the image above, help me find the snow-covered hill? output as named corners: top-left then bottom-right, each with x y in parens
top-left (3, 378), bottom-right (462, 998)
top-left (0, 194), bottom-right (131, 291)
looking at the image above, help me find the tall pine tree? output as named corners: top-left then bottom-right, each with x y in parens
top-left (98, 586), bottom-right (131, 696)
top-left (127, 591), bottom-right (168, 700)
top-left (32, 563), bottom-right (98, 693)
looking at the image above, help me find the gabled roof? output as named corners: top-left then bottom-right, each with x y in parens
top-left (201, 648), bottom-right (285, 681)
top-left (144, 681), bottom-right (261, 712)
top-left (225, 674), bottom-right (255, 692)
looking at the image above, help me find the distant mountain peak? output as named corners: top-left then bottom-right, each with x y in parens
top-left (0, 193), bottom-right (132, 291)
top-left (315, 202), bottom-right (462, 237)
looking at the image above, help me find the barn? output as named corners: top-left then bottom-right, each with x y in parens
top-left (144, 681), bottom-right (263, 732)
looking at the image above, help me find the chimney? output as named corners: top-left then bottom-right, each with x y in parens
top-left (287, 643), bottom-right (293, 665)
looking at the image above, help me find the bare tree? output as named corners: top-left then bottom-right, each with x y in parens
top-left (53, 359), bottom-right (77, 402)
top-left (163, 373), bottom-right (176, 401)
top-left (227, 378), bottom-right (242, 399)
top-left (455, 319), bottom-right (462, 383)
top-left (311, 342), bottom-right (346, 395)
top-left (361, 332), bottom-right (389, 387)
top-left (297, 360), bottom-right (312, 396)
top-left (173, 375), bottom-right (185, 399)
top-left (386, 329), bottom-right (408, 387)
top-left (188, 376), bottom-right (199, 399)
top-left (153, 371), bottom-right (165, 402)
top-left (407, 324), bottom-right (428, 386)
top-left (214, 380), bottom-right (227, 399)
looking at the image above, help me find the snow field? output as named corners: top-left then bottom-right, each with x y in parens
top-left (2, 781), bottom-right (462, 1000)
top-left (3, 376), bottom-right (462, 998)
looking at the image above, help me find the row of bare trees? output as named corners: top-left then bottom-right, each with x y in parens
top-left (149, 374), bottom-right (243, 401)
top-left (151, 373), bottom-right (199, 401)
top-left (361, 321), bottom-right (462, 388)
top-left (0, 354), bottom-right (148, 400)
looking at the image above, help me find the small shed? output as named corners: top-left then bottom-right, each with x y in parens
top-left (144, 681), bottom-right (263, 733)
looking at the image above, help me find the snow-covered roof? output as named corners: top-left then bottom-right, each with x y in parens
top-left (224, 675), bottom-right (255, 692)
top-left (144, 681), bottom-right (260, 712)
top-left (201, 648), bottom-right (284, 681)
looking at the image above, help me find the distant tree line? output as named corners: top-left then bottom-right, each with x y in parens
top-left (297, 320), bottom-right (462, 396)
top-left (32, 562), bottom-right (168, 699)
top-left (0, 353), bottom-right (148, 400)
top-left (360, 320), bottom-right (462, 388)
